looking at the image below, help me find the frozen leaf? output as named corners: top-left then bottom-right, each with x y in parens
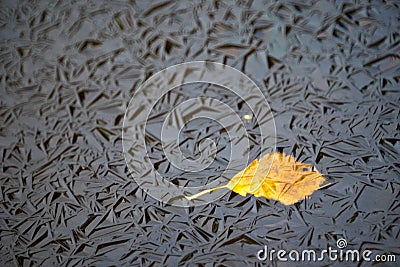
top-left (186, 152), bottom-right (326, 205)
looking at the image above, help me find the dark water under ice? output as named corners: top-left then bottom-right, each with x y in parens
top-left (0, 0), bottom-right (399, 266)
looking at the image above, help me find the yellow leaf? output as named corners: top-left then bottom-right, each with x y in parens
top-left (185, 152), bottom-right (326, 205)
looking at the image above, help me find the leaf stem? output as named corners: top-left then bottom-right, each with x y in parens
top-left (185, 185), bottom-right (228, 201)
